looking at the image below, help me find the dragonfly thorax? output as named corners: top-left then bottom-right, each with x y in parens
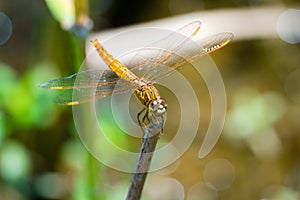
top-left (134, 79), bottom-right (167, 116)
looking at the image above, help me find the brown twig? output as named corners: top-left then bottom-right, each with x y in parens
top-left (126, 122), bottom-right (163, 200)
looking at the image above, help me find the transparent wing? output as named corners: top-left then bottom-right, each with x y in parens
top-left (122, 21), bottom-right (201, 78)
top-left (121, 32), bottom-right (233, 82)
top-left (38, 69), bottom-right (119, 89)
top-left (53, 80), bottom-right (134, 105)
top-left (39, 69), bottom-right (135, 105)
top-left (147, 32), bottom-right (234, 81)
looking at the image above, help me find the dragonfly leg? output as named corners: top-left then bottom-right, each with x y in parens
top-left (142, 110), bottom-right (150, 125)
top-left (137, 107), bottom-right (147, 135)
top-left (149, 114), bottom-right (164, 134)
top-left (137, 108), bottom-right (165, 138)
top-left (159, 115), bottom-right (164, 134)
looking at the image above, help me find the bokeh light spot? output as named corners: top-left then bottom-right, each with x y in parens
top-left (0, 12), bottom-right (12, 45)
top-left (276, 9), bottom-right (300, 44)
top-left (203, 158), bottom-right (235, 191)
top-left (0, 141), bottom-right (31, 182)
top-left (34, 173), bottom-right (67, 199)
top-left (144, 177), bottom-right (184, 200)
top-left (187, 182), bottom-right (218, 200)
top-left (247, 128), bottom-right (282, 160)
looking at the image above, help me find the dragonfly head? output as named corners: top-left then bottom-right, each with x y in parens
top-left (149, 98), bottom-right (167, 116)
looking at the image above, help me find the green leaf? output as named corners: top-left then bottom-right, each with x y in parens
top-left (45, 0), bottom-right (75, 29)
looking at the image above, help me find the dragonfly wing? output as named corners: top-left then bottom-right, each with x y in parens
top-left (39, 69), bottom-right (136, 105)
top-left (54, 80), bottom-right (135, 105)
top-left (122, 21), bottom-right (201, 77)
top-left (144, 32), bottom-right (234, 81)
top-left (147, 21), bottom-right (201, 55)
top-left (196, 32), bottom-right (234, 54)
top-left (39, 69), bottom-right (120, 89)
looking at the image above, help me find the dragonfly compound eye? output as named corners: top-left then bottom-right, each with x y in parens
top-left (149, 98), bottom-right (167, 116)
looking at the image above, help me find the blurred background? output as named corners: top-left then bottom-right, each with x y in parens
top-left (0, 0), bottom-right (300, 199)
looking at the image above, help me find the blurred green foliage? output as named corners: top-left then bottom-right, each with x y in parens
top-left (0, 62), bottom-right (59, 129)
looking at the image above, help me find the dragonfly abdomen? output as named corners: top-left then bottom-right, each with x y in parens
top-left (92, 40), bottom-right (139, 83)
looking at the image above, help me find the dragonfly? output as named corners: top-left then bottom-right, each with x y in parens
top-left (39, 21), bottom-right (233, 129)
